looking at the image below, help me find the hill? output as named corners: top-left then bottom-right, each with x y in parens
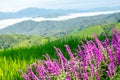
top-left (0, 12), bottom-right (120, 36)
top-left (0, 34), bottom-right (56, 49)
top-left (0, 22), bottom-right (120, 50)
top-left (69, 22), bottom-right (120, 37)
top-left (0, 23), bottom-right (120, 79)
top-left (0, 22), bottom-right (120, 79)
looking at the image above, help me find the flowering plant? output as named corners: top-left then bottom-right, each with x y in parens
top-left (20, 29), bottom-right (120, 80)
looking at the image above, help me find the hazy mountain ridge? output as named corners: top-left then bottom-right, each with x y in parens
top-left (0, 7), bottom-right (83, 20)
top-left (0, 12), bottom-right (120, 36)
top-left (0, 6), bottom-right (120, 20)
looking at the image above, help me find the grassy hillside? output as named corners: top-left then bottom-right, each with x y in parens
top-left (0, 35), bottom-right (83, 80)
top-left (0, 23), bottom-right (120, 80)
top-left (0, 23), bottom-right (120, 50)
top-left (0, 34), bottom-right (57, 49)
top-left (69, 22), bottom-right (120, 37)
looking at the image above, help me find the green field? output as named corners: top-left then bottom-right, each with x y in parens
top-left (0, 34), bottom-right (57, 49)
top-left (0, 23), bottom-right (120, 80)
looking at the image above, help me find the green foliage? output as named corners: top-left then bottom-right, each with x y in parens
top-left (0, 35), bottom-right (90, 80)
top-left (0, 23), bottom-right (120, 80)
top-left (0, 34), bottom-right (57, 49)
top-left (69, 22), bottom-right (120, 37)
top-left (0, 34), bottom-right (107, 80)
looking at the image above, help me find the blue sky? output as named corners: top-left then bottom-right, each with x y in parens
top-left (0, 0), bottom-right (120, 12)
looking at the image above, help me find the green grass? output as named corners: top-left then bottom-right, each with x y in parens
top-left (0, 34), bottom-right (57, 49)
top-left (116, 23), bottom-right (120, 29)
top-left (0, 23), bottom-right (120, 80)
top-left (69, 22), bottom-right (120, 37)
top-left (0, 36), bottom-right (85, 80)
top-left (69, 25), bottom-right (104, 37)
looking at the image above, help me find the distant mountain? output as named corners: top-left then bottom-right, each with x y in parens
top-left (0, 6), bottom-right (120, 20)
top-left (89, 6), bottom-right (120, 12)
top-left (0, 12), bottom-right (120, 37)
top-left (0, 7), bottom-right (84, 20)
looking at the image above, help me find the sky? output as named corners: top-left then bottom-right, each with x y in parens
top-left (0, 0), bottom-right (120, 12)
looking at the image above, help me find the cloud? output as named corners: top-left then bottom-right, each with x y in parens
top-left (0, 10), bottom-right (120, 29)
top-left (0, 0), bottom-right (120, 12)
top-left (0, 0), bottom-right (56, 12)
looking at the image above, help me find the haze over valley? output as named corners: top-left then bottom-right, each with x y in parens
top-left (0, 9), bottom-right (120, 29)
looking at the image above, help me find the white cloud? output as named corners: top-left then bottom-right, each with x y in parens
top-left (0, 0), bottom-right (56, 12)
top-left (0, 10), bottom-right (120, 29)
top-left (0, 0), bottom-right (120, 12)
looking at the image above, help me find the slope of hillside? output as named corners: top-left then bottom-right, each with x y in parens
top-left (69, 23), bottom-right (120, 37)
top-left (0, 22), bottom-right (120, 50)
top-left (0, 34), bottom-right (56, 49)
top-left (0, 23), bottom-right (120, 80)
top-left (0, 12), bottom-right (120, 36)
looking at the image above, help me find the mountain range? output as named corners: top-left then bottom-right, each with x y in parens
top-left (0, 7), bottom-right (84, 20)
top-left (0, 6), bottom-right (120, 20)
top-left (0, 12), bottom-right (120, 37)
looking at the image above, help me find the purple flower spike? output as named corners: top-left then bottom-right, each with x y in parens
top-left (96, 71), bottom-right (100, 80)
top-left (93, 33), bottom-right (104, 50)
top-left (54, 46), bottom-right (68, 70)
top-left (76, 45), bottom-right (85, 61)
top-left (19, 70), bottom-right (30, 80)
top-left (34, 62), bottom-right (46, 79)
top-left (111, 29), bottom-right (120, 65)
top-left (27, 66), bottom-right (39, 80)
top-left (65, 45), bottom-right (76, 61)
top-left (65, 73), bottom-right (71, 80)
